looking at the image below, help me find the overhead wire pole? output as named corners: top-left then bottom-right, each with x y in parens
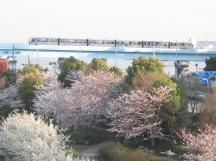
top-left (175, 39), bottom-right (178, 79)
top-left (115, 40), bottom-right (117, 67)
top-left (195, 42), bottom-right (198, 73)
top-left (175, 39), bottom-right (178, 61)
top-left (36, 38), bottom-right (39, 65)
top-left (12, 44), bottom-right (15, 60)
top-left (153, 43), bottom-right (156, 59)
top-left (79, 39), bottom-right (83, 60)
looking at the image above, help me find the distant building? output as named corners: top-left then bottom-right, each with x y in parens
top-left (0, 58), bottom-right (8, 73)
top-left (197, 41), bottom-right (216, 49)
top-left (8, 59), bottom-right (17, 72)
top-left (0, 57), bottom-right (17, 87)
top-left (0, 57), bottom-right (17, 72)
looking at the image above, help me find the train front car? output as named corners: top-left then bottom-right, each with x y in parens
top-left (29, 37), bottom-right (58, 45)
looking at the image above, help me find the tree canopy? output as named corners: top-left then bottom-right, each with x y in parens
top-left (125, 57), bottom-right (172, 92)
top-left (89, 58), bottom-right (109, 71)
top-left (58, 57), bottom-right (87, 86)
top-left (204, 57), bottom-right (216, 71)
top-left (19, 64), bottom-right (44, 108)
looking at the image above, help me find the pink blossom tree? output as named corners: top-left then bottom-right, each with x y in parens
top-left (34, 70), bottom-right (122, 128)
top-left (180, 125), bottom-right (216, 161)
top-left (0, 85), bottom-right (22, 107)
top-left (107, 86), bottom-right (172, 142)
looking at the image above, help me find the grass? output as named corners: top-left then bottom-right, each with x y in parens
top-left (64, 148), bottom-right (81, 158)
top-left (98, 143), bottom-right (177, 161)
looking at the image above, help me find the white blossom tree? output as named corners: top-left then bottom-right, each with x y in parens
top-left (34, 70), bottom-right (122, 128)
top-left (0, 112), bottom-right (91, 161)
top-left (107, 86), bottom-right (172, 140)
top-left (180, 125), bottom-right (216, 161)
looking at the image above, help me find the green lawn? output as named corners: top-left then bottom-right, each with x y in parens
top-left (98, 143), bottom-right (177, 161)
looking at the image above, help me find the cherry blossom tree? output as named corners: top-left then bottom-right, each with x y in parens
top-left (34, 70), bottom-right (122, 128)
top-left (0, 112), bottom-right (91, 161)
top-left (107, 86), bottom-right (172, 140)
top-left (180, 125), bottom-right (216, 161)
top-left (39, 70), bottom-right (61, 91)
top-left (0, 73), bottom-right (26, 108)
top-left (0, 85), bottom-right (22, 107)
top-left (0, 71), bottom-right (57, 108)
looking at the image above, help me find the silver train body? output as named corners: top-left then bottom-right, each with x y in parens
top-left (29, 37), bottom-right (194, 49)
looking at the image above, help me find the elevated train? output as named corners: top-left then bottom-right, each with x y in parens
top-left (29, 37), bottom-right (194, 49)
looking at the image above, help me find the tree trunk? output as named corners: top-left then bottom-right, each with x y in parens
top-left (151, 138), bottom-right (155, 148)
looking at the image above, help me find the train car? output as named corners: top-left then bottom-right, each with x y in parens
top-left (116, 40), bottom-right (142, 48)
top-left (88, 39), bottom-right (115, 47)
top-left (59, 38), bottom-right (87, 46)
top-left (28, 37), bottom-right (194, 49)
top-left (29, 37), bottom-right (58, 45)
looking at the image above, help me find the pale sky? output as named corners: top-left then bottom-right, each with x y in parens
top-left (0, 0), bottom-right (215, 43)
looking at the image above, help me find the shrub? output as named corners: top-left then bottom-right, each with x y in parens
top-left (98, 143), bottom-right (176, 161)
top-left (170, 145), bottom-right (187, 156)
top-left (89, 58), bottom-right (109, 71)
top-left (65, 127), bottom-right (108, 145)
top-left (123, 138), bottom-right (141, 148)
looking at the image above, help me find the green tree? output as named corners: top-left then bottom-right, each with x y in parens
top-left (89, 58), bottom-right (109, 71)
top-left (109, 66), bottom-right (123, 77)
top-left (19, 65), bottom-right (44, 109)
top-left (159, 79), bottom-right (189, 136)
top-left (125, 57), bottom-right (163, 86)
top-left (22, 64), bottom-right (44, 75)
top-left (204, 57), bottom-right (216, 71)
top-left (124, 57), bottom-right (187, 136)
top-left (58, 57), bottom-right (87, 86)
top-left (174, 60), bottom-right (189, 78)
